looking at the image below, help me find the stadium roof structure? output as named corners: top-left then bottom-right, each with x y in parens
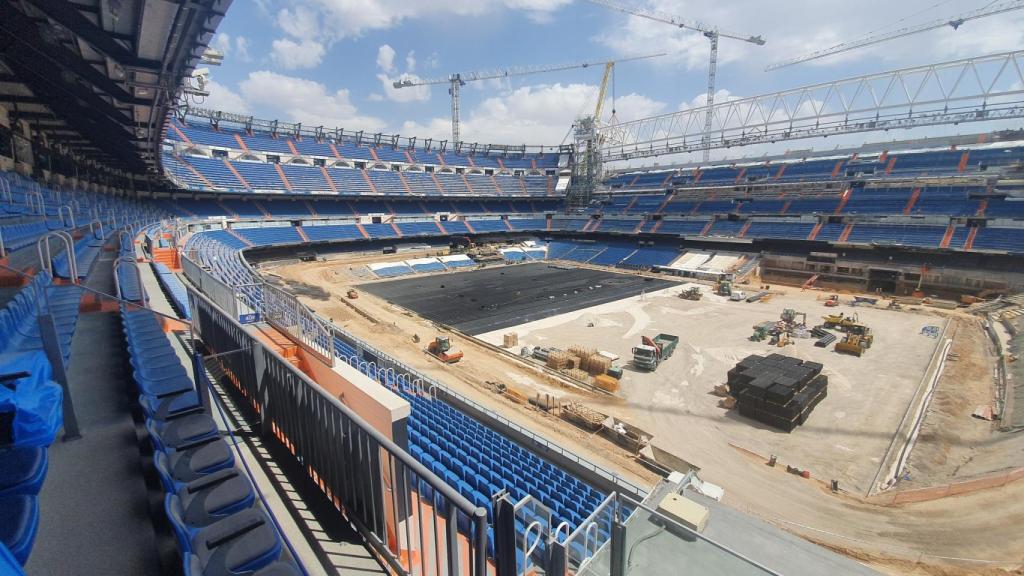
top-left (0, 0), bottom-right (230, 177)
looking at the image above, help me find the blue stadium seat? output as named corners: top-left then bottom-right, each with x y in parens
top-left (0, 495), bottom-right (38, 565)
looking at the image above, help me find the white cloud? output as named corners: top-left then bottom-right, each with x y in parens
top-left (239, 71), bottom-right (386, 132)
top-left (377, 45), bottom-right (397, 74)
top-left (201, 79), bottom-right (249, 114)
top-left (680, 88), bottom-right (739, 111)
top-left (375, 44), bottom-right (431, 103)
top-left (269, 0), bottom-right (571, 45)
top-left (235, 37), bottom-right (251, 62)
top-left (270, 38), bottom-right (325, 69)
top-left (593, 0), bottom-right (1024, 74)
top-left (401, 82), bottom-right (666, 145)
top-left (212, 33), bottom-right (232, 56)
top-left (211, 33), bottom-right (252, 63)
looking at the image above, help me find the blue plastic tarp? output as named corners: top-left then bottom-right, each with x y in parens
top-left (0, 542), bottom-right (26, 575)
top-left (0, 352), bottom-right (62, 448)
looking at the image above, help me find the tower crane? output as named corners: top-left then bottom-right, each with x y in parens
top-left (767, 0), bottom-right (1024, 71)
top-left (585, 0), bottom-right (765, 162)
top-left (392, 52), bottom-right (665, 144)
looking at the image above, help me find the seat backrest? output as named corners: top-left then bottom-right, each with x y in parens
top-left (153, 451), bottom-right (176, 494)
top-left (164, 494), bottom-right (193, 554)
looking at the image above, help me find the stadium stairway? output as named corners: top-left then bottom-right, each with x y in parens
top-left (26, 241), bottom-right (164, 575)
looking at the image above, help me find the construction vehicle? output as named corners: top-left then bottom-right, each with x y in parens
top-left (680, 287), bottom-right (703, 301)
top-left (824, 295), bottom-right (839, 307)
top-left (750, 324), bottom-right (771, 342)
top-left (427, 336), bottom-right (464, 363)
top-left (781, 309), bottom-right (807, 326)
top-left (822, 313), bottom-right (861, 330)
top-left (717, 280), bottom-right (732, 297)
top-left (730, 290), bottom-right (746, 302)
top-left (835, 333), bottom-right (872, 357)
top-left (632, 334), bottom-right (679, 371)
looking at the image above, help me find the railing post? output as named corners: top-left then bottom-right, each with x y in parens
top-left (473, 507), bottom-right (488, 576)
top-left (608, 516), bottom-right (627, 576)
top-left (192, 350), bottom-right (212, 413)
top-left (38, 312), bottom-right (81, 440)
top-left (494, 495), bottom-right (518, 576)
top-left (0, 227), bottom-right (5, 260)
top-left (446, 501), bottom-right (461, 576)
top-left (252, 340), bottom-right (272, 437)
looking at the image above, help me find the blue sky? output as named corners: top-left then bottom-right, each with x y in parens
top-left (199, 0), bottom-right (1024, 161)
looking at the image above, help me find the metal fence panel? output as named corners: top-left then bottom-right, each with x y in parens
top-left (187, 286), bottom-right (487, 576)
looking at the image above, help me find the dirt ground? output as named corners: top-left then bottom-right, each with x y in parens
top-left (904, 317), bottom-right (1024, 485)
top-left (264, 254), bottom-right (1024, 575)
top-left (474, 282), bottom-right (944, 494)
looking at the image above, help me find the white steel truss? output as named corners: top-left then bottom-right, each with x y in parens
top-left (599, 50), bottom-right (1024, 162)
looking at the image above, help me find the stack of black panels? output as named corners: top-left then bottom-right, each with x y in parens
top-left (727, 354), bottom-right (828, 432)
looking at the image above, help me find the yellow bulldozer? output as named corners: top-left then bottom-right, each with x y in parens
top-left (835, 331), bottom-right (873, 357)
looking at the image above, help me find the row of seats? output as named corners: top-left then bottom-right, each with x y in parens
top-left (606, 146), bottom-right (1024, 191)
top-left (119, 302), bottom-right (301, 576)
top-left (52, 232), bottom-right (107, 280)
top-left (152, 263), bottom-right (191, 320)
top-left (159, 197), bottom-right (561, 219)
top-left (596, 186), bottom-right (1024, 219)
top-left (168, 153), bottom-right (556, 197)
top-left (0, 272), bottom-right (82, 365)
top-left (329, 335), bottom-right (604, 550)
top-left (168, 117), bottom-right (561, 170)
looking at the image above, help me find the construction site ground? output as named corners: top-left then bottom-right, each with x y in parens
top-left (263, 250), bottom-right (1024, 575)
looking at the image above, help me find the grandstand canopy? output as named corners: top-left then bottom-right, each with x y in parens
top-left (0, 0), bottom-right (230, 176)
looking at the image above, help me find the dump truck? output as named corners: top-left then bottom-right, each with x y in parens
top-left (632, 334), bottom-right (679, 371)
top-left (426, 336), bottom-right (464, 363)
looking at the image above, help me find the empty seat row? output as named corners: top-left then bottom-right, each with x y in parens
top-left (0, 272), bottom-right (82, 365)
top-left (152, 263), bottom-right (191, 320)
top-left (119, 303), bottom-right (301, 576)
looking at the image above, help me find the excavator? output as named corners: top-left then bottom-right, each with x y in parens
top-left (427, 336), bottom-right (464, 363)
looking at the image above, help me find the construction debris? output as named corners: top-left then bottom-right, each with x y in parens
top-left (561, 401), bottom-right (605, 430)
top-left (502, 332), bottom-right (519, 348)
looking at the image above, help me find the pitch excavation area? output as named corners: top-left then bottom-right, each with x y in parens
top-left (360, 263), bottom-right (676, 335)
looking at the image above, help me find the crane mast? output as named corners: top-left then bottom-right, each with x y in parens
top-left (584, 0), bottom-right (764, 162)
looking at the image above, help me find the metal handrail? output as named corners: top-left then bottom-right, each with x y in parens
top-left (59, 205), bottom-right (75, 229)
top-left (35, 231), bottom-right (78, 283)
top-left (89, 219), bottom-right (105, 240)
top-left (0, 177), bottom-right (11, 203)
top-left (26, 190), bottom-right (43, 215)
top-left (0, 227), bottom-right (5, 259)
top-left (188, 285), bottom-right (489, 576)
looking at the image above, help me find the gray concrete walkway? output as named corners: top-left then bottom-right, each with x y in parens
top-left (27, 249), bottom-right (163, 575)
